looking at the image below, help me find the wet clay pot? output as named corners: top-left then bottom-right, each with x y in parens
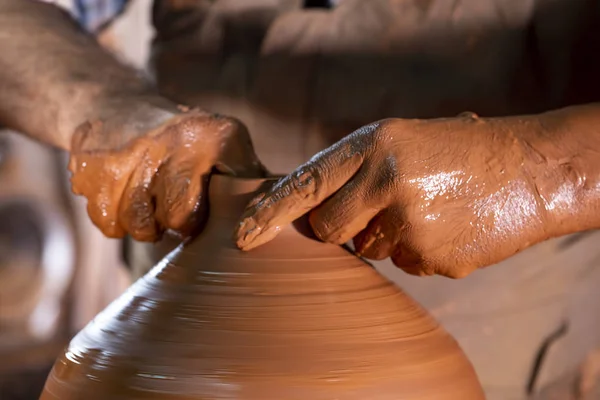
top-left (40, 175), bottom-right (484, 399)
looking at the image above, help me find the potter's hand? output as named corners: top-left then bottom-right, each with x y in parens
top-left (234, 110), bottom-right (600, 278)
top-left (0, 1), bottom-right (263, 241)
top-left (70, 105), bottom-right (265, 242)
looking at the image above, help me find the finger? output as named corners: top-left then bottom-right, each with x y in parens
top-left (308, 172), bottom-right (383, 245)
top-left (69, 152), bottom-right (130, 238)
top-left (118, 158), bottom-right (162, 241)
top-left (153, 155), bottom-right (210, 238)
top-left (234, 138), bottom-right (365, 251)
top-left (390, 245), bottom-right (429, 276)
top-left (353, 206), bottom-right (406, 260)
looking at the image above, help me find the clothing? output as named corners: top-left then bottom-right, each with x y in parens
top-left (73, 0), bottom-right (129, 32)
top-left (59, 0), bottom-right (343, 32)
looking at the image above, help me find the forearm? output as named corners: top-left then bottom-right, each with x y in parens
top-left (0, 0), bottom-right (177, 150)
top-left (522, 103), bottom-right (600, 235)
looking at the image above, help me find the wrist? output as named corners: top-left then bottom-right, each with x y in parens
top-left (70, 94), bottom-right (205, 152)
top-left (519, 106), bottom-right (600, 237)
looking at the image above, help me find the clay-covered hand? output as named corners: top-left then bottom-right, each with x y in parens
top-left (234, 113), bottom-right (579, 278)
top-left (70, 104), bottom-right (265, 242)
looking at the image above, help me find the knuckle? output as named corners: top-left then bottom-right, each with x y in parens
top-left (213, 115), bottom-right (247, 137)
top-left (346, 121), bottom-right (383, 152)
top-left (290, 165), bottom-right (320, 197)
top-left (379, 155), bottom-right (400, 179)
top-left (308, 212), bottom-right (333, 242)
top-left (370, 119), bottom-right (397, 146)
top-left (266, 164), bottom-right (320, 207)
top-left (344, 119), bottom-right (400, 165)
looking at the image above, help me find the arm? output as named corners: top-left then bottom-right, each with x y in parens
top-left (0, 0), bottom-right (265, 241)
top-left (0, 0), bottom-right (176, 149)
top-left (526, 104), bottom-right (600, 236)
top-left (233, 103), bottom-right (600, 278)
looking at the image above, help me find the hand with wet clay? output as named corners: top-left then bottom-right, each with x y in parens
top-left (70, 106), bottom-right (264, 241)
top-left (235, 104), bottom-right (600, 278)
top-left (0, 0), bottom-right (264, 241)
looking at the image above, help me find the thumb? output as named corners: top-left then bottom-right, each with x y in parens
top-left (234, 139), bottom-right (365, 251)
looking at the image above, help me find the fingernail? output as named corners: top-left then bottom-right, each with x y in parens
top-left (235, 216), bottom-right (283, 251)
top-left (235, 217), bottom-right (262, 249)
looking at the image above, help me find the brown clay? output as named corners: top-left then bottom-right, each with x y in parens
top-left (235, 105), bottom-right (600, 278)
top-left (40, 175), bottom-right (484, 399)
top-left (69, 109), bottom-right (266, 242)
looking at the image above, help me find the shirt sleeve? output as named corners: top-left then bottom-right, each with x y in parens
top-left (73, 0), bottom-right (130, 33)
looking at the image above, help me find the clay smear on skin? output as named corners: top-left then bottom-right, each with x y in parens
top-left (234, 105), bottom-right (600, 278)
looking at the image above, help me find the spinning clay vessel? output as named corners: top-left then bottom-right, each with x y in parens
top-left (40, 175), bottom-right (484, 399)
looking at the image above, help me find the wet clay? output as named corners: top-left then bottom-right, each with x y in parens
top-left (69, 109), bottom-right (265, 242)
top-left (235, 105), bottom-right (600, 278)
top-left (40, 175), bottom-right (484, 399)
top-left (0, 1), bottom-right (267, 244)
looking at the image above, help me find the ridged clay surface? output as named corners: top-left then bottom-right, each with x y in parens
top-left (40, 175), bottom-right (484, 399)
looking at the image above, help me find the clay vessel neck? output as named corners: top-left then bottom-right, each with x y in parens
top-left (191, 175), bottom-right (333, 262)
